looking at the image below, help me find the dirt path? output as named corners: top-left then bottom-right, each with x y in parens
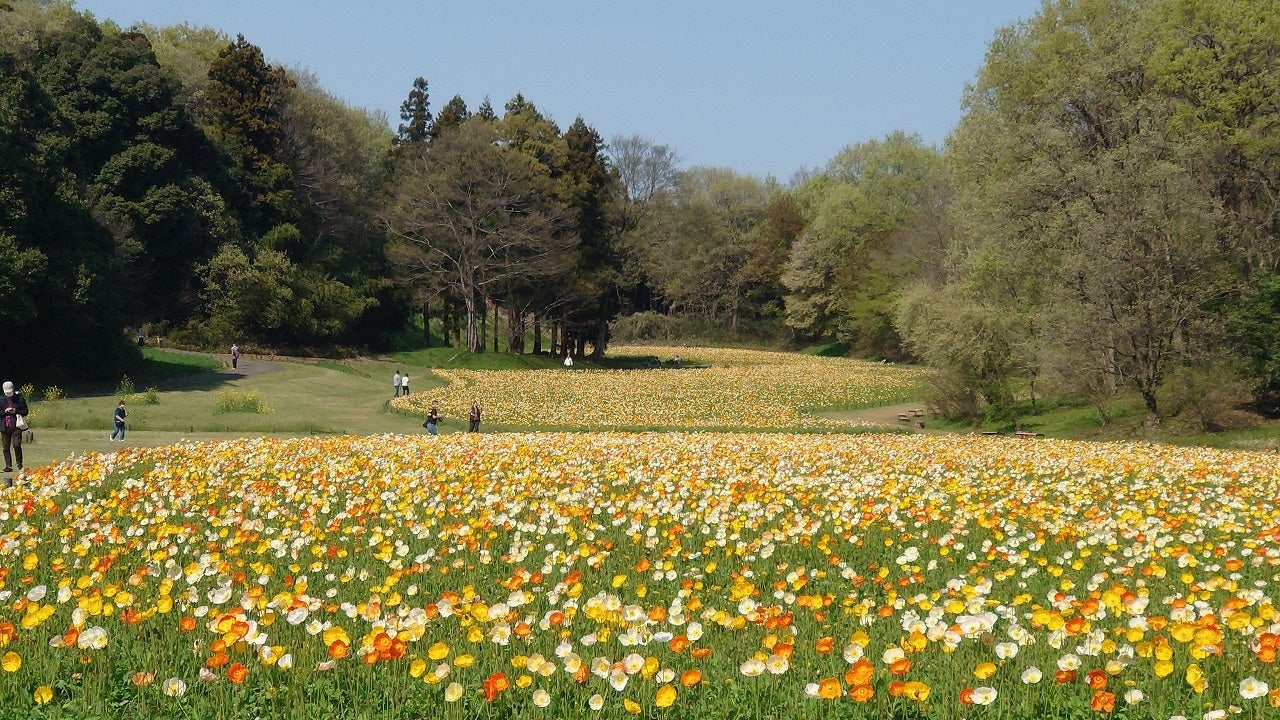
top-left (814, 402), bottom-right (933, 430)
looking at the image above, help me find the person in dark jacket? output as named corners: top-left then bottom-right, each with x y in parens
top-left (110, 400), bottom-right (128, 441)
top-left (2, 380), bottom-right (29, 482)
top-left (468, 400), bottom-right (482, 432)
top-left (424, 401), bottom-right (442, 435)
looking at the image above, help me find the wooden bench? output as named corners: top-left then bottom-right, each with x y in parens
top-left (1013, 430), bottom-right (1042, 439)
top-left (981, 431), bottom-right (999, 436)
top-left (910, 409), bottom-right (925, 417)
top-left (897, 413), bottom-right (912, 422)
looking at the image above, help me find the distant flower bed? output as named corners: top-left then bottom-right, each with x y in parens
top-left (393, 346), bottom-right (923, 428)
top-left (0, 434), bottom-right (1277, 716)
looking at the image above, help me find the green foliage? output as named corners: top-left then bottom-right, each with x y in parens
top-left (1227, 272), bottom-right (1280, 415)
top-left (213, 389), bottom-right (272, 414)
top-left (900, 0), bottom-right (1280, 424)
top-left (41, 385), bottom-right (63, 401)
top-left (395, 76), bottom-right (430, 145)
top-left (785, 131), bottom-right (950, 359)
top-left (1159, 360), bottom-right (1260, 432)
top-left (610, 311), bottom-right (790, 348)
top-left (195, 243), bottom-right (372, 347)
top-left (115, 375), bottom-right (136, 396)
top-left (123, 387), bottom-right (161, 406)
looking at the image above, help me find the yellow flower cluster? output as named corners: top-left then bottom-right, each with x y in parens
top-left (0, 433), bottom-right (1277, 717)
top-left (392, 346), bottom-right (922, 428)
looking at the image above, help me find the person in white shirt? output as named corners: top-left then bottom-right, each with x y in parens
top-left (400, 372), bottom-right (410, 396)
top-left (392, 371), bottom-right (401, 397)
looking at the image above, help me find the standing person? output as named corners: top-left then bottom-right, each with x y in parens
top-left (563, 354), bottom-right (574, 368)
top-left (230, 344), bottom-right (240, 370)
top-left (110, 400), bottom-right (127, 441)
top-left (468, 400), bottom-right (482, 433)
top-left (423, 401), bottom-right (442, 435)
top-left (1, 381), bottom-right (28, 482)
top-left (392, 371), bottom-right (401, 398)
top-left (400, 371), bottom-right (410, 396)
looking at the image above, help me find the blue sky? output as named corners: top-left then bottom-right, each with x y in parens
top-left (75, 0), bottom-right (1042, 180)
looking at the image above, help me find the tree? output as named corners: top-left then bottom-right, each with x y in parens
top-left (395, 76), bottom-right (430, 145)
top-left (784, 132), bottom-right (951, 357)
top-left (384, 119), bottom-right (573, 353)
top-left (913, 0), bottom-right (1254, 422)
top-left (429, 94), bottom-right (469, 141)
top-left (608, 134), bottom-right (681, 203)
top-left (204, 34), bottom-right (294, 235)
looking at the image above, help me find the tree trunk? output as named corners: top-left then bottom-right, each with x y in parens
top-left (506, 307), bottom-right (524, 353)
top-left (533, 314), bottom-right (542, 355)
top-left (464, 290), bottom-right (481, 353)
top-left (422, 300), bottom-right (431, 348)
top-left (493, 303), bottom-right (499, 353)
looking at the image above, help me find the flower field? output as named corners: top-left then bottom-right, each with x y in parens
top-left (1, 433), bottom-right (1278, 718)
top-left (391, 346), bottom-right (923, 429)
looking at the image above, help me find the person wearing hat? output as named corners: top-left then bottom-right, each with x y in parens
top-left (1, 381), bottom-right (28, 481)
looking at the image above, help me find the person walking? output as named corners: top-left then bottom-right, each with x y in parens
top-left (230, 344), bottom-right (241, 370)
top-left (392, 371), bottom-right (401, 398)
top-left (2, 381), bottom-right (28, 483)
top-left (400, 372), bottom-right (410, 396)
top-left (468, 400), bottom-right (482, 432)
top-left (110, 400), bottom-right (127, 442)
top-left (424, 401), bottom-right (442, 436)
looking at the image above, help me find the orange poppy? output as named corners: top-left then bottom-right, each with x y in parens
top-left (1087, 669), bottom-right (1107, 690)
top-left (327, 639), bottom-right (349, 660)
top-left (815, 636), bottom-right (834, 654)
top-left (845, 659), bottom-right (874, 686)
top-left (691, 647), bottom-right (712, 660)
top-left (817, 677), bottom-right (842, 699)
top-left (227, 663), bottom-right (248, 684)
top-left (889, 658), bottom-right (911, 676)
top-left (848, 684), bottom-right (874, 702)
top-left (680, 669), bottom-right (702, 687)
top-left (483, 672), bottom-right (509, 702)
top-left (1090, 690), bottom-right (1116, 712)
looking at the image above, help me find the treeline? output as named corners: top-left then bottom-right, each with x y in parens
top-left (1, 2), bottom-right (400, 381)
top-left (896, 0), bottom-right (1280, 426)
top-left (6, 0), bottom-right (1280, 429)
top-left (616, 0), bottom-right (1280, 427)
top-left (0, 1), bottom-right (639, 382)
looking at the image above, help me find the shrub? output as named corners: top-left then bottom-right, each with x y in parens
top-left (214, 389), bottom-right (273, 414)
top-left (42, 386), bottom-right (64, 401)
top-left (1160, 360), bottom-right (1261, 432)
top-left (19, 383), bottom-right (35, 399)
top-left (116, 375), bottom-right (136, 396)
top-left (123, 387), bottom-right (161, 406)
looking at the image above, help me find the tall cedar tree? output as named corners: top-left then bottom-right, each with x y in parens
top-left (204, 35), bottom-right (294, 237)
top-left (396, 76), bottom-right (431, 145)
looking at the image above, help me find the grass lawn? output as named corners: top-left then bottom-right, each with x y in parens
top-left (23, 346), bottom-right (712, 471)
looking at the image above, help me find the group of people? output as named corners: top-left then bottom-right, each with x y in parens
top-left (422, 399), bottom-right (484, 435)
top-left (391, 371), bottom-right (411, 397)
top-left (393, 371), bottom-right (481, 434)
